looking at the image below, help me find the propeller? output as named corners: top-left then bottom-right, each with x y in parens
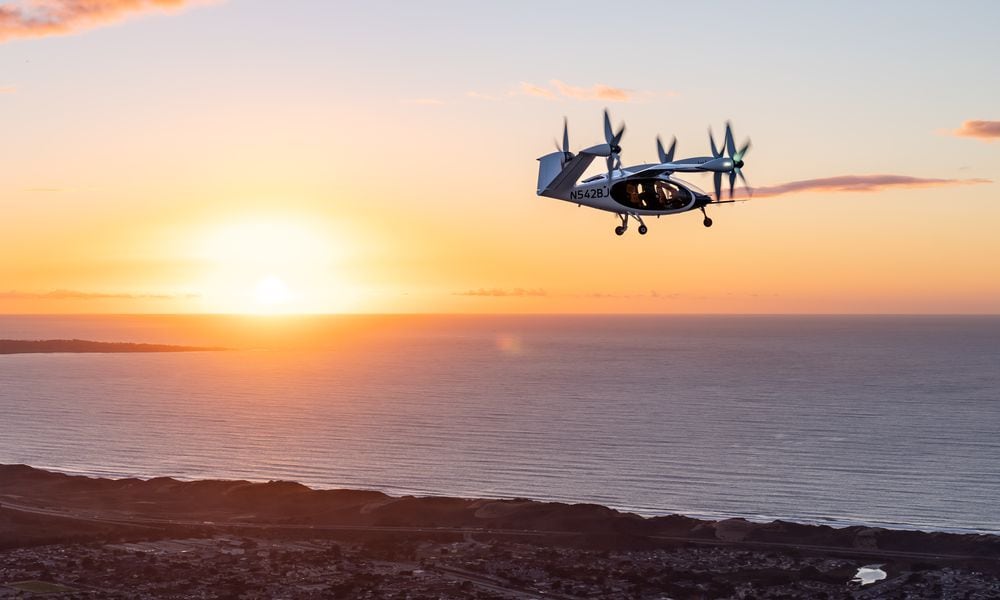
top-left (603, 109), bottom-right (625, 184)
top-left (706, 123), bottom-right (752, 201)
top-left (656, 135), bottom-right (677, 164)
top-left (708, 127), bottom-right (723, 159)
top-left (553, 117), bottom-right (573, 165)
top-left (723, 122), bottom-right (753, 199)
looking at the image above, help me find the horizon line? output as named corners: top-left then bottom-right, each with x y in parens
top-left (1, 312), bottom-right (999, 318)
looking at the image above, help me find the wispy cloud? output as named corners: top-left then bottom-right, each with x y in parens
top-left (465, 80), bottom-right (673, 103)
top-left (751, 174), bottom-right (991, 198)
top-left (576, 291), bottom-right (682, 299)
top-left (551, 80), bottom-right (632, 102)
top-left (0, 85), bottom-right (15, 94)
top-left (465, 91), bottom-right (497, 101)
top-left (454, 288), bottom-right (547, 297)
top-left (518, 82), bottom-right (559, 100)
top-left (950, 120), bottom-right (1000, 141)
top-left (0, 289), bottom-right (198, 300)
top-left (515, 80), bottom-right (669, 103)
top-left (401, 98), bottom-right (445, 106)
top-left (0, 0), bottom-right (203, 42)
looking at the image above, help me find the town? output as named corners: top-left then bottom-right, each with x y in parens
top-left (3, 528), bottom-right (1000, 598)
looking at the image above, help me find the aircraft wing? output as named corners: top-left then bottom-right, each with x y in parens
top-left (660, 163), bottom-right (709, 173)
top-left (629, 162), bottom-right (710, 177)
top-left (627, 166), bottom-right (674, 178)
top-left (708, 196), bottom-right (751, 205)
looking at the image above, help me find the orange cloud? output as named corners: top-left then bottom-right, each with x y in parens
top-left (455, 288), bottom-right (547, 297)
top-left (400, 98), bottom-right (445, 106)
top-left (0, 85), bottom-right (15, 93)
top-left (0, 0), bottom-right (200, 42)
top-left (551, 80), bottom-right (632, 102)
top-left (951, 120), bottom-right (1000, 141)
top-left (518, 80), bottom-right (651, 102)
top-left (465, 91), bottom-right (497, 101)
top-left (518, 82), bottom-right (558, 100)
top-left (0, 289), bottom-right (197, 300)
top-left (752, 175), bottom-right (991, 198)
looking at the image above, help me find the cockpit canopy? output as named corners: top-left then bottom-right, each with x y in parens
top-left (610, 178), bottom-right (692, 211)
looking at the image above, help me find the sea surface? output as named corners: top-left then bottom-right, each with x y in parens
top-left (1, 315), bottom-right (998, 534)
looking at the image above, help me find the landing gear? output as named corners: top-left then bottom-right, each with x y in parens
top-left (631, 214), bottom-right (648, 235)
top-left (614, 213), bottom-right (649, 236)
top-left (614, 213), bottom-right (628, 236)
top-left (700, 206), bottom-right (713, 228)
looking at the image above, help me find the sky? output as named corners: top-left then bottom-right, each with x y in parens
top-left (1, 0), bottom-right (998, 314)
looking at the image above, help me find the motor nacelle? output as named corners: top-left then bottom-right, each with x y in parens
top-left (700, 157), bottom-right (735, 172)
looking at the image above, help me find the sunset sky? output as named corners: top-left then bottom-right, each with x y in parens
top-left (1, 0), bottom-right (998, 314)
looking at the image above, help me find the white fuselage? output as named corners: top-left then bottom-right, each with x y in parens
top-left (556, 175), bottom-right (699, 215)
top-left (536, 151), bottom-right (713, 217)
top-left (536, 112), bottom-right (749, 234)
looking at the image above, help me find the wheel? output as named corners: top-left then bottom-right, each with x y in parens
top-left (614, 226), bottom-right (626, 236)
top-left (638, 225), bottom-right (648, 235)
top-left (703, 217), bottom-right (713, 228)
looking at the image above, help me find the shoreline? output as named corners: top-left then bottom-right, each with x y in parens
top-left (4, 464), bottom-right (999, 598)
top-left (3, 464), bottom-right (998, 560)
top-left (24, 464), bottom-right (999, 537)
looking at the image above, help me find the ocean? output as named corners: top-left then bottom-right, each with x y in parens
top-left (1, 315), bottom-right (998, 534)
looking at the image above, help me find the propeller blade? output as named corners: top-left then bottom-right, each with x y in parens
top-left (613, 124), bottom-right (625, 147)
top-left (728, 170), bottom-right (737, 199)
top-left (562, 117), bottom-right (570, 154)
top-left (713, 171), bottom-right (723, 202)
top-left (709, 128), bottom-right (721, 158)
top-left (607, 155), bottom-right (615, 185)
top-left (737, 169), bottom-right (753, 198)
top-left (656, 135), bottom-right (676, 163)
top-left (604, 110), bottom-right (614, 144)
top-left (736, 138), bottom-right (752, 161)
top-left (554, 139), bottom-right (562, 153)
top-left (725, 121), bottom-right (736, 158)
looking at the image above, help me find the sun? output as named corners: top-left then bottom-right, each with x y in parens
top-left (253, 275), bottom-right (293, 311)
top-left (196, 216), bottom-right (358, 314)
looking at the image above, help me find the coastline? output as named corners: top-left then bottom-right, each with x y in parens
top-left (3, 464), bottom-right (999, 598)
top-left (0, 339), bottom-right (227, 354)
top-left (3, 464), bottom-right (999, 559)
top-left (23, 464), bottom-right (1000, 538)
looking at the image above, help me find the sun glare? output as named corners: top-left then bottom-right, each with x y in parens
top-left (196, 216), bottom-right (355, 314)
top-left (254, 276), bottom-right (293, 311)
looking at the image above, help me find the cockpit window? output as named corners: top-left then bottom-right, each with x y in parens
top-left (610, 179), bottom-right (691, 210)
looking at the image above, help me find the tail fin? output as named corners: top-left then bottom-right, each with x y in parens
top-left (537, 152), bottom-right (565, 194)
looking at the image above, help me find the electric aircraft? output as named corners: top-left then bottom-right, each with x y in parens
top-left (536, 110), bottom-right (752, 235)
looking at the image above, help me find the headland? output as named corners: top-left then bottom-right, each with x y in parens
top-left (0, 340), bottom-right (227, 354)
